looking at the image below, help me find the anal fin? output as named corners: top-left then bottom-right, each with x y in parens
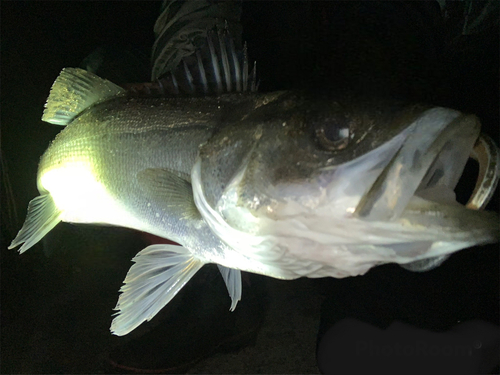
top-left (8, 194), bottom-right (62, 254)
top-left (111, 244), bottom-right (204, 336)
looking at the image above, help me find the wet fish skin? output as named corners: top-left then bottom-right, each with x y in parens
top-left (8, 68), bottom-right (499, 336)
top-left (195, 92), bottom-right (429, 211)
top-left (30, 86), bottom-right (279, 251)
top-left (8, 67), bottom-right (277, 334)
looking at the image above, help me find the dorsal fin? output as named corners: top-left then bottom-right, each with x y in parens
top-left (42, 68), bottom-right (126, 126)
top-left (155, 29), bottom-right (258, 96)
top-left (151, 0), bottom-right (243, 81)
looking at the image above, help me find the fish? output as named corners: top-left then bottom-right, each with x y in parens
top-left (8, 1), bottom-right (500, 337)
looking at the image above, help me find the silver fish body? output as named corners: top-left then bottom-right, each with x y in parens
top-left (38, 94), bottom-right (234, 247)
top-left (9, 68), bottom-right (500, 336)
top-left (15, 72), bottom-right (282, 265)
top-left (9, 68), bottom-right (275, 334)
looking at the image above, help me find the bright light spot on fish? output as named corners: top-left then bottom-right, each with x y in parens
top-left (155, 213), bottom-right (160, 218)
top-left (39, 163), bottom-right (140, 227)
top-left (40, 164), bottom-right (101, 211)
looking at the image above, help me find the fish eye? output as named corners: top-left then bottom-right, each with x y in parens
top-left (314, 118), bottom-right (350, 151)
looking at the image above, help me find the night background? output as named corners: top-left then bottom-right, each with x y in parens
top-left (1, 1), bottom-right (498, 373)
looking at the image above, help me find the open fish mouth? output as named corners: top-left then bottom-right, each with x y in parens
top-left (354, 108), bottom-right (499, 221)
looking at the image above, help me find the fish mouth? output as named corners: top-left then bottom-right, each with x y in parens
top-left (354, 108), bottom-right (499, 221)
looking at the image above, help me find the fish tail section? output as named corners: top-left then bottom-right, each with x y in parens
top-left (8, 194), bottom-right (62, 254)
top-left (41, 67), bottom-right (126, 126)
top-left (110, 244), bottom-right (205, 336)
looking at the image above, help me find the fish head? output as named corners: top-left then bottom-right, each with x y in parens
top-left (193, 92), bottom-right (499, 278)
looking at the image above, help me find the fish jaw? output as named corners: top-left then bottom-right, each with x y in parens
top-left (192, 107), bottom-right (499, 279)
top-left (353, 108), bottom-right (479, 220)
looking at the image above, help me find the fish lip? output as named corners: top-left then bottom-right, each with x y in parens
top-left (412, 127), bottom-right (500, 213)
top-left (465, 133), bottom-right (500, 210)
top-left (354, 108), bottom-right (486, 220)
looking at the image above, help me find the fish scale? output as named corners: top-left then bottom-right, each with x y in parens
top-left (9, 27), bottom-right (499, 338)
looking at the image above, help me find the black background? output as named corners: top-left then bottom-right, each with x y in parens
top-left (1, 2), bottom-right (498, 373)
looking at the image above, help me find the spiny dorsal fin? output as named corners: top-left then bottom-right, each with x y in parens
top-left (155, 29), bottom-right (258, 96)
top-left (42, 67), bottom-right (126, 126)
top-left (151, 0), bottom-right (242, 81)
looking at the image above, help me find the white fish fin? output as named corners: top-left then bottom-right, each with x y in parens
top-left (400, 254), bottom-right (450, 272)
top-left (8, 194), bottom-right (62, 254)
top-left (137, 168), bottom-right (200, 221)
top-left (154, 28), bottom-right (257, 95)
top-left (110, 244), bottom-right (204, 336)
top-left (42, 67), bottom-right (126, 126)
top-left (217, 265), bottom-right (242, 311)
top-left (151, 0), bottom-right (245, 85)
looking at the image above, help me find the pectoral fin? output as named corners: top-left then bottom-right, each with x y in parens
top-left (111, 244), bottom-right (204, 336)
top-left (8, 194), bottom-right (62, 254)
top-left (137, 168), bottom-right (200, 222)
top-left (217, 265), bottom-right (242, 311)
